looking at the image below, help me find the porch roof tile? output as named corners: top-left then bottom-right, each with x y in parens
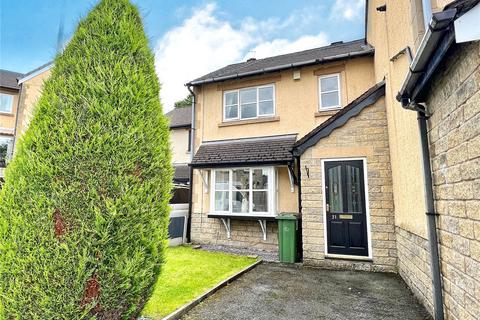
top-left (191, 134), bottom-right (296, 168)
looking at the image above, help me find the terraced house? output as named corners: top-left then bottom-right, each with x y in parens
top-left (186, 0), bottom-right (480, 319)
top-left (10, 0), bottom-right (480, 318)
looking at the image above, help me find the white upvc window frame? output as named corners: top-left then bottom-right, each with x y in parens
top-left (223, 84), bottom-right (275, 122)
top-left (210, 167), bottom-right (276, 217)
top-left (318, 73), bottom-right (342, 111)
top-left (0, 93), bottom-right (14, 114)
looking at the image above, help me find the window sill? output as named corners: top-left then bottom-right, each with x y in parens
top-left (218, 116), bottom-right (280, 127)
top-left (315, 109), bottom-right (341, 117)
top-left (207, 213), bottom-right (277, 221)
top-left (0, 112), bottom-right (14, 117)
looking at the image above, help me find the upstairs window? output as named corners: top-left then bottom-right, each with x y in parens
top-left (319, 74), bottom-right (341, 110)
top-left (0, 93), bottom-right (14, 113)
top-left (224, 84), bottom-right (275, 121)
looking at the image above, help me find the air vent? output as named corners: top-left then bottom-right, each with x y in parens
top-left (247, 57), bottom-right (256, 62)
top-left (330, 41), bottom-right (344, 45)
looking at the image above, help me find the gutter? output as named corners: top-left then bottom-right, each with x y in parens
top-left (185, 85), bottom-right (196, 243)
top-left (187, 49), bottom-right (374, 86)
top-left (395, 8), bottom-right (460, 320)
top-left (397, 9), bottom-right (457, 105)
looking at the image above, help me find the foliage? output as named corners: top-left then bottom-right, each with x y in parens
top-left (0, 0), bottom-right (172, 318)
top-left (174, 94), bottom-right (193, 109)
top-left (142, 246), bottom-right (257, 319)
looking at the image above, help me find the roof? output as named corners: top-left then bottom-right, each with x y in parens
top-left (397, 0), bottom-right (480, 105)
top-left (0, 69), bottom-right (23, 90)
top-left (173, 164), bottom-right (190, 183)
top-left (191, 134), bottom-right (297, 168)
top-left (293, 81), bottom-right (386, 156)
top-left (165, 106), bottom-right (192, 128)
top-left (188, 39), bottom-right (374, 86)
top-left (17, 61), bottom-right (53, 85)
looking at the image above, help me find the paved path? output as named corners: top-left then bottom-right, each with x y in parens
top-left (183, 263), bottom-right (431, 320)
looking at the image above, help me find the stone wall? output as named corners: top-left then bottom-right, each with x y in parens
top-left (300, 98), bottom-right (397, 272)
top-left (424, 41), bottom-right (480, 320)
top-left (190, 212), bottom-right (279, 252)
top-left (396, 227), bottom-right (434, 314)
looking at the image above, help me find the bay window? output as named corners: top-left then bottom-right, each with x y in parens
top-left (318, 74), bottom-right (341, 110)
top-left (224, 84), bottom-right (275, 121)
top-left (211, 167), bottom-right (275, 216)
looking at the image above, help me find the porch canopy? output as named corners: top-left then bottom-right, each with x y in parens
top-left (190, 134), bottom-right (296, 168)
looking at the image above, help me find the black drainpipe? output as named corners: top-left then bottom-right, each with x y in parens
top-left (401, 100), bottom-right (444, 320)
top-left (416, 107), bottom-right (444, 320)
top-left (186, 85), bottom-right (196, 243)
top-left (295, 156), bottom-right (303, 262)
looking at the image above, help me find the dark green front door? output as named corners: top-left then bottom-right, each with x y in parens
top-left (325, 160), bottom-right (368, 257)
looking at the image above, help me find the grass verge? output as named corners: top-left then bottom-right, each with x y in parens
top-left (142, 246), bottom-right (257, 319)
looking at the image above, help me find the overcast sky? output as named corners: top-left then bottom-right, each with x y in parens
top-left (0, 0), bottom-right (365, 112)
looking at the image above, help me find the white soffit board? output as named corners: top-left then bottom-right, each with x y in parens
top-left (454, 3), bottom-right (480, 43)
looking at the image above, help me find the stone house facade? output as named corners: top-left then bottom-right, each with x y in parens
top-left (427, 41), bottom-right (479, 319)
top-left (297, 95), bottom-right (397, 272)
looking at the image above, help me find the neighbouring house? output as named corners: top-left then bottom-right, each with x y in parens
top-left (187, 0), bottom-right (480, 319)
top-left (0, 69), bottom-right (23, 179)
top-left (15, 62), bottom-right (53, 145)
top-left (166, 106), bottom-right (192, 203)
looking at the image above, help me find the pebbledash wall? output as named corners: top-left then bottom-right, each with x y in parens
top-left (300, 98), bottom-right (397, 272)
top-left (396, 41), bottom-right (480, 319)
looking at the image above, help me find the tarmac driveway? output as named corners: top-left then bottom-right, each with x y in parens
top-left (183, 263), bottom-right (431, 320)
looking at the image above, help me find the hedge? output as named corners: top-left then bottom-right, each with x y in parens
top-left (0, 0), bottom-right (172, 318)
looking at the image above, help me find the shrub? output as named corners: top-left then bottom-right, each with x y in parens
top-left (0, 0), bottom-right (172, 318)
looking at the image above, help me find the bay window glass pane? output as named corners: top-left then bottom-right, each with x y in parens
top-left (253, 191), bottom-right (268, 212)
top-left (328, 165), bottom-right (343, 212)
top-left (0, 94), bottom-right (13, 113)
top-left (225, 92), bottom-right (238, 105)
top-left (252, 169), bottom-right (268, 189)
top-left (241, 103), bottom-right (257, 119)
top-left (225, 105), bottom-right (238, 119)
top-left (233, 169), bottom-right (249, 190)
top-left (215, 191), bottom-right (229, 211)
top-left (215, 171), bottom-right (229, 190)
top-left (320, 76), bottom-right (339, 92)
top-left (259, 101), bottom-right (273, 115)
top-left (321, 91), bottom-right (340, 108)
top-left (240, 88), bottom-right (256, 104)
top-left (232, 191), bottom-right (249, 213)
top-left (258, 86), bottom-right (273, 101)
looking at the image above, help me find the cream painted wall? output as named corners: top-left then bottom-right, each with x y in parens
top-left (366, 0), bottom-right (435, 237)
top-left (0, 88), bottom-right (19, 133)
top-left (170, 127), bottom-right (190, 164)
top-left (191, 56), bottom-right (376, 216)
top-left (194, 57), bottom-right (375, 143)
top-left (15, 69), bottom-right (52, 143)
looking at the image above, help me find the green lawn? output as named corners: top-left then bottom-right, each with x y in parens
top-left (142, 246), bottom-right (258, 319)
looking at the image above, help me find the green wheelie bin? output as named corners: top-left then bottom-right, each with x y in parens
top-left (276, 213), bottom-right (298, 263)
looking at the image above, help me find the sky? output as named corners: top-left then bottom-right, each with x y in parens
top-left (0, 0), bottom-right (365, 112)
